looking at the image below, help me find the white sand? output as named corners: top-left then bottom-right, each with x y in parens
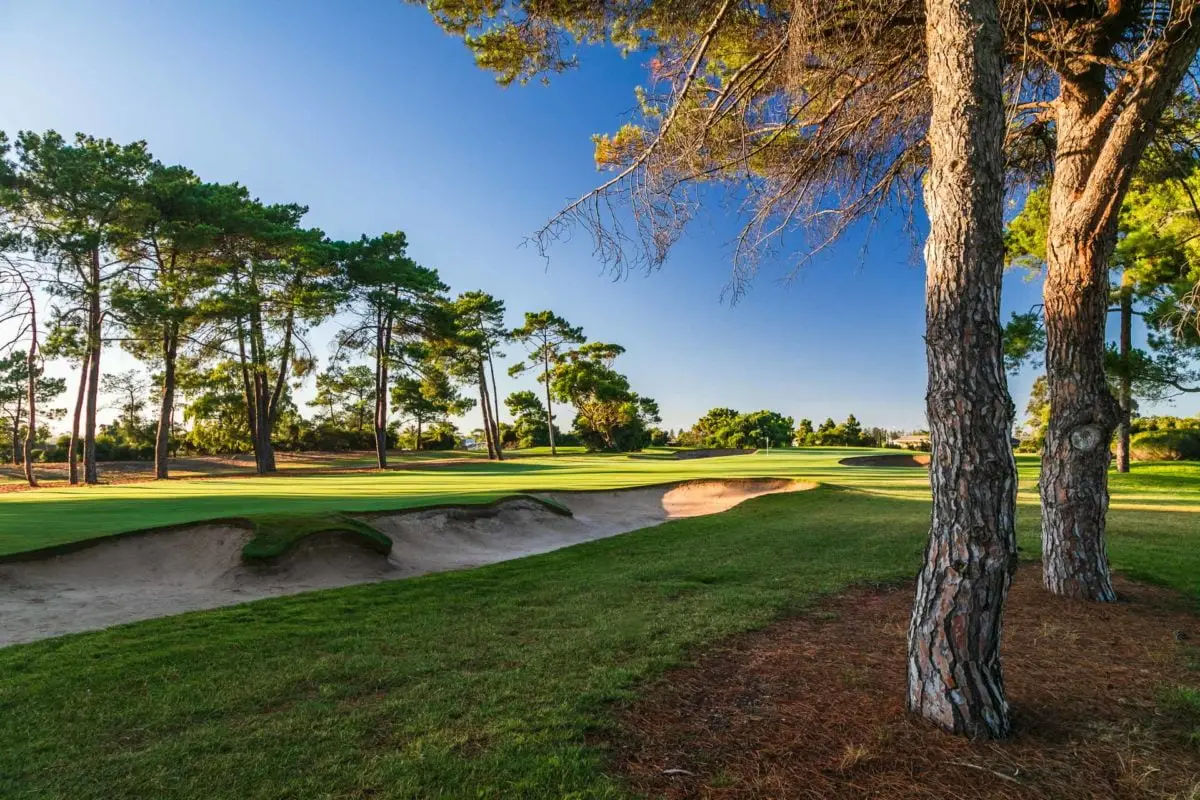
top-left (0, 479), bottom-right (807, 646)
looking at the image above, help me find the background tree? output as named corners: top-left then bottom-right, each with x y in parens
top-left (0, 350), bottom-right (64, 474)
top-left (551, 342), bottom-right (659, 451)
top-left (392, 365), bottom-right (473, 452)
top-left (509, 310), bottom-right (585, 455)
top-left (100, 369), bottom-right (149, 437)
top-left (10, 130), bottom-right (152, 484)
top-left (110, 165), bottom-right (223, 479)
top-left (308, 362), bottom-right (376, 438)
top-left (441, 291), bottom-right (507, 459)
top-left (504, 389), bottom-right (556, 448)
top-left (206, 195), bottom-right (335, 473)
top-left (337, 232), bottom-right (447, 467)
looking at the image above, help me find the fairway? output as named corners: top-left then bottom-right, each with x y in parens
top-left (0, 448), bottom-right (934, 556)
top-left (1, 450), bottom-right (1197, 799)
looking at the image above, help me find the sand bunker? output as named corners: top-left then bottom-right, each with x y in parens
top-left (0, 479), bottom-right (806, 646)
top-left (839, 453), bottom-right (930, 468)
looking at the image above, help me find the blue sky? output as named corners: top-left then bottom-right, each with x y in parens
top-left (2, 0), bottom-right (1192, 433)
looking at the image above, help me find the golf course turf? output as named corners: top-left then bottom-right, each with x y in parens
top-left (0, 449), bottom-right (1197, 798)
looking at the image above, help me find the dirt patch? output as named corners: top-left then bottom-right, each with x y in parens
top-left (613, 569), bottom-right (1200, 799)
top-left (0, 479), bottom-right (810, 646)
top-left (840, 453), bottom-right (931, 468)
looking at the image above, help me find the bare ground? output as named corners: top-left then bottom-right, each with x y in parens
top-left (0, 479), bottom-right (809, 646)
top-left (613, 569), bottom-right (1200, 799)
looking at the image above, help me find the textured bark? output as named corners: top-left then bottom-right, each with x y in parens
top-left (1115, 285), bottom-right (1133, 474)
top-left (68, 348), bottom-right (89, 486)
top-left (1040, 89), bottom-right (1121, 602)
top-left (907, 0), bottom-right (1017, 739)
top-left (1039, 13), bottom-right (1200, 599)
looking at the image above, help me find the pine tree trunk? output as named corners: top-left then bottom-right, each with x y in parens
top-left (11, 405), bottom-right (20, 465)
top-left (487, 346), bottom-right (502, 444)
top-left (415, 418), bottom-right (423, 452)
top-left (543, 352), bottom-right (556, 455)
top-left (1040, 94), bottom-right (1119, 602)
top-left (478, 359), bottom-right (498, 460)
top-left (68, 348), bottom-right (89, 486)
top-left (907, 0), bottom-right (1017, 739)
top-left (23, 308), bottom-right (38, 488)
top-left (155, 324), bottom-right (178, 480)
top-left (1115, 284), bottom-right (1133, 474)
top-left (83, 250), bottom-right (102, 485)
top-left (375, 310), bottom-right (392, 469)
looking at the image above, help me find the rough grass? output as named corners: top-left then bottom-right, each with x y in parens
top-left (0, 452), bottom-right (1196, 798)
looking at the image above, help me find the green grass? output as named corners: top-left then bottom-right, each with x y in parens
top-left (0, 450), bottom-right (1196, 798)
top-left (240, 513), bottom-right (395, 562)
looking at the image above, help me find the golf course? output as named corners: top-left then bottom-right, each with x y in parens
top-left (1, 450), bottom-right (1197, 798)
top-left (6, 0), bottom-right (1200, 796)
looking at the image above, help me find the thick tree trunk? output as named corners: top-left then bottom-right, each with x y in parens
top-left (83, 251), bottom-right (102, 485)
top-left (68, 348), bottom-right (89, 486)
top-left (543, 352), bottom-right (556, 455)
top-left (415, 418), bottom-right (423, 452)
top-left (907, 0), bottom-right (1017, 739)
top-left (1115, 284), bottom-right (1133, 473)
top-left (155, 324), bottom-right (178, 480)
top-left (1040, 93), bottom-right (1120, 602)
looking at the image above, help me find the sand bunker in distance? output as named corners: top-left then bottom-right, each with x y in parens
top-left (0, 479), bottom-right (808, 646)
top-left (838, 453), bottom-right (930, 469)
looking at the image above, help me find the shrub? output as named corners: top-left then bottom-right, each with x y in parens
top-left (1130, 429), bottom-right (1200, 461)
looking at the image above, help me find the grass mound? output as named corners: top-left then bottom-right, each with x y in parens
top-left (241, 513), bottom-right (393, 562)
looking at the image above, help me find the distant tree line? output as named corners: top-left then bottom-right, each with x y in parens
top-left (677, 408), bottom-right (900, 449)
top-left (0, 130), bottom-right (660, 486)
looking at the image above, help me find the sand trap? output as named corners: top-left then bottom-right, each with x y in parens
top-left (839, 453), bottom-right (930, 468)
top-left (0, 479), bottom-right (807, 646)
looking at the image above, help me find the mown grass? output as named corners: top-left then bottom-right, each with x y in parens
top-left (0, 448), bottom-right (886, 556)
top-left (0, 452), bottom-right (1196, 798)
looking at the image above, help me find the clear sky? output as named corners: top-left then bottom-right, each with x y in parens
top-left (1, 0), bottom-right (1194, 433)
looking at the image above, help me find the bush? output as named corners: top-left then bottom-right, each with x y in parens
top-left (1130, 429), bottom-right (1200, 461)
